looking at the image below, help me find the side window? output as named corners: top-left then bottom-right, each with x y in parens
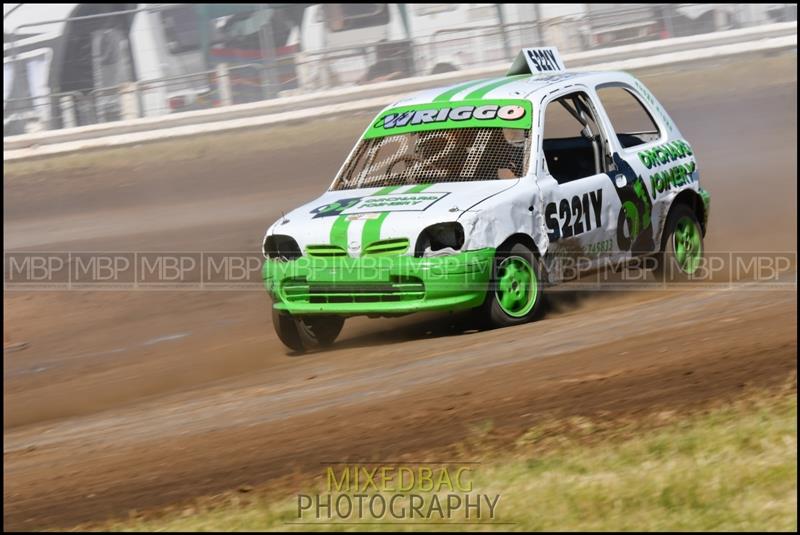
top-left (160, 5), bottom-right (201, 54)
top-left (324, 4), bottom-right (389, 32)
top-left (542, 91), bottom-right (609, 185)
top-left (413, 4), bottom-right (457, 16)
top-left (596, 85), bottom-right (661, 149)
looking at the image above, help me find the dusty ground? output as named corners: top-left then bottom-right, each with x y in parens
top-left (3, 52), bottom-right (797, 530)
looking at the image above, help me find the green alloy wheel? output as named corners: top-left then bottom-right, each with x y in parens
top-left (484, 241), bottom-right (545, 328)
top-left (673, 215), bottom-right (703, 275)
top-left (655, 204), bottom-right (705, 282)
top-left (496, 255), bottom-right (538, 317)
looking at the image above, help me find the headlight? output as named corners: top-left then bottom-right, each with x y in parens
top-left (415, 223), bottom-right (465, 258)
top-left (263, 234), bottom-right (301, 261)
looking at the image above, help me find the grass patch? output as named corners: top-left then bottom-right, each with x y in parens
top-left (90, 380), bottom-right (797, 532)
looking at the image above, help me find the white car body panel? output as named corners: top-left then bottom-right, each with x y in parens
top-left (268, 179), bottom-right (519, 256)
top-left (264, 49), bottom-right (705, 284)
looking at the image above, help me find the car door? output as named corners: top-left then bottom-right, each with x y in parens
top-left (591, 81), bottom-right (676, 257)
top-left (536, 88), bottom-right (623, 276)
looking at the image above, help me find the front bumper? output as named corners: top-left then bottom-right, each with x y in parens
top-left (263, 248), bottom-right (495, 316)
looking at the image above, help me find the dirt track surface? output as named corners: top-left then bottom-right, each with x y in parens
top-left (4, 53), bottom-right (798, 530)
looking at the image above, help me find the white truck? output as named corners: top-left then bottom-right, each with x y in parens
top-left (294, 3), bottom-right (795, 91)
top-left (295, 4), bottom-right (586, 90)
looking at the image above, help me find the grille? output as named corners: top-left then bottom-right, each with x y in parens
top-left (363, 238), bottom-right (409, 256)
top-left (332, 127), bottom-right (531, 190)
top-left (282, 277), bottom-right (425, 304)
top-left (306, 244), bottom-right (347, 257)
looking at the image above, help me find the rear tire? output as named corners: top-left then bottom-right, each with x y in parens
top-left (654, 204), bottom-right (704, 282)
top-left (271, 309), bottom-right (345, 352)
top-left (482, 241), bottom-right (545, 328)
top-left (431, 63), bottom-right (457, 75)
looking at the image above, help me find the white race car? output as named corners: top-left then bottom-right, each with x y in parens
top-left (262, 47), bottom-right (710, 351)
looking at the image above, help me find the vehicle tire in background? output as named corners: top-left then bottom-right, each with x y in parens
top-left (272, 309), bottom-right (345, 352)
top-left (482, 241), bottom-right (546, 328)
top-left (654, 204), bottom-right (704, 283)
top-left (431, 63), bottom-right (457, 75)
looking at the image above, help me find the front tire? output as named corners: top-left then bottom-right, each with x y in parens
top-left (297, 315), bottom-right (344, 348)
top-left (272, 310), bottom-right (345, 352)
top-left (482, 242), bottom-right (545, 328)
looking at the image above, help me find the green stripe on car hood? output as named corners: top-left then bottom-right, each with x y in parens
top-left (329, 185), bottom-right (404, 250)
top-left (360, 184), bottom-right (433, 250)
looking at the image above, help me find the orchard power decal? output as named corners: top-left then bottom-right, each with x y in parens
top-left (608, 140), bottom-right (696, 253)
top-left (344, 192), bottom-right (448, 213)
top-left (649, 161), bottom-right (697, 199)
top-left (311, 192), bottom-right (447, 218)
top-left (365, 100), bottom-right (532, 139)
top-left (637, 140), bottom-right (697, 199)
top-left (311, 198), bottom-right (362, 218)
top-left (638, 140), bottom-right (693, 170)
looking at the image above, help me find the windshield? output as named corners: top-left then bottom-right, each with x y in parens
top-left (332, 127), bottom-right (531, 190)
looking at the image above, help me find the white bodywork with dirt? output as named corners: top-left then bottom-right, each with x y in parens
top-left (265, 48), bottom-right (706, 284)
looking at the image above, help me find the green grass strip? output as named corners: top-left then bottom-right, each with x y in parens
top-left (99, 386), bottom-right (797, 531)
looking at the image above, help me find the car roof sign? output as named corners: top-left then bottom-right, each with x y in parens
top-left (507, 47), bottom-right (566, 76)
